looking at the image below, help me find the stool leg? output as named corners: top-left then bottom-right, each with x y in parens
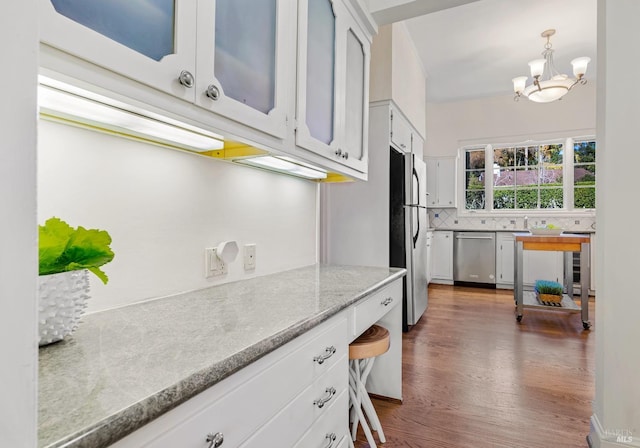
top-left (357, 358), bottom-right (386, 444)
top-left (349, 359), bottom-right (377, 448)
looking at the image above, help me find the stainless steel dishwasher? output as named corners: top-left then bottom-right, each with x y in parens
top-left (454, 232), bottom-right (496, 284)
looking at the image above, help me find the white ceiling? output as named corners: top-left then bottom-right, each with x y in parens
top-left (401, 0), bottom-right (598, 102)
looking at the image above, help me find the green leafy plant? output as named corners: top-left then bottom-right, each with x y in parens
top-left (534, 279), bottom-right (563, 296)
top-left (39, 217), bottom-right (115, 284)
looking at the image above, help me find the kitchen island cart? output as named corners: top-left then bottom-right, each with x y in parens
top-left (513, 233), bottom-right (591, 329)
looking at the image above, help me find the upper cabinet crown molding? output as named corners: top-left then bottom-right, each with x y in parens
top-left (38, 0), bottom-right (373, 180)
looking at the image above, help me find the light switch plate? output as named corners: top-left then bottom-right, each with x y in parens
top-left (244, 244), bottom-right (256, 270)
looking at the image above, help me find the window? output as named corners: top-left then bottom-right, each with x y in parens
top-left (462, 138), bottom-right (596, 212)
top-left (464, 149), bottom-right (485, 210)
top-left (493, 144), bottom-right (563, 210)
top-left (573, 140), bottom-right (596, 209)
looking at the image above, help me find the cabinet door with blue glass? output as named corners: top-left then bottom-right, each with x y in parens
top-left (195, 0), bottom-right (296, 139)
top-left (40, 0), bottom-right (197, 101)
top-left (296, 0), bottom-right (370, 175)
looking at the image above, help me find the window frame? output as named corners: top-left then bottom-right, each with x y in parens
top-left (457, 136), bottom-right (596, 217)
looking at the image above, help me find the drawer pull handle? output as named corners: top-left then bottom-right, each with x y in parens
top-left (313, 387), bottom-right (336, 408)
top-left (323, 433), bottom-right (337, 448)
top-left (381, 297), bottom-right (393, 306)
top-left (313, 346), bottom-right (336, 365)
top-left (206, 432), bottom-right (224, 448)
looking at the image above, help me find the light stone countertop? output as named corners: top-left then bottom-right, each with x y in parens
top-left (38, 264), bottom-right (405, 448)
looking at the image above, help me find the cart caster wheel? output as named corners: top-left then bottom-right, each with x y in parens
top-left (516, 315), bottom-right (523, 322)
top-left (583, 321), bottom-right (591, 330)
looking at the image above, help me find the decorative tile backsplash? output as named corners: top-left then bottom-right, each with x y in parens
top-left (428, 208), bottom-right (596, 232)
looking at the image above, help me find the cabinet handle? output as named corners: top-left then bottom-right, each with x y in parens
top-left (313, 346), bottom-right (336, 365)
top-left (313, 387), bottom-right (336, 408)
top-left (323, 433), bottom-right (337, 448)
top-left (381, 297), bottom-right (393, 306)
top-left (342, 151), bottom-right (349, 160)
top-left (400, 143), bottom-right (406, 149)
top-left (335, 149), bottom-right (342, 157)
top-left (206, 432), bottom-right (224, 448)
top-left (206, 85), bottom-right (220, 101)
top-left (178, 70), bottom-right (194, 88)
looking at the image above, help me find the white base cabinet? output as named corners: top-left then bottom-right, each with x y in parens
top-left (112, 277), bottom-right (403, 448)
top-left (426, 231), bottom-right (433, 284)
top-left (495, 232), bottom-right (564, 289)
top-left (431, 231), bottom-right (453, 283)
top-left (496, 232), bottom-right (515, 288)
top-left (111, 316), bottom-right (349, 448)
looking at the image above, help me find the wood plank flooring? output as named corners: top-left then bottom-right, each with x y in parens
top-left (355, 284), bottom-right (595, 448)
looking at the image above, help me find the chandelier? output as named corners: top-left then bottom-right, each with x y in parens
top-left (512, 29), bottom-right (590, 103)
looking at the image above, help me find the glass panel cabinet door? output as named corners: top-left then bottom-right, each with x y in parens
top-left (40, 0), bottom-right (197, 101)
top-left (296, 0), bottom-right (370, 175)
top-left (342, 22), bottom-right (369, 172)
top-left (305, 0), bottom-right (336, 145)
top-left (196, 0), bottom-right (294, 139)
top-left (214, 0), bottom-right (276, 115)
top-left (296, 0), bottom-right (340, 157)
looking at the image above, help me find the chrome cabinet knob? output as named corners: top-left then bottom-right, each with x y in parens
top-left (335, 149), bottom-right (342, 157)
top-left (178, 70), bottom-right (194, 88)
top-left (342, 151), bottom-right (349, 160)
top-left (206, 432), bottom-right (224, 448)
top-left (206, 85), bottom-right (220, 101)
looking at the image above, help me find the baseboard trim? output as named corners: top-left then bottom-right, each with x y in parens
top-left (590, 414), bottom-right (639, 447)
top-left (369, 393), bottom-right (402, 405)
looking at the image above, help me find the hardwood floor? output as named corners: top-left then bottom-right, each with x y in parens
top-left (354, 284), bottom-right (595, 448)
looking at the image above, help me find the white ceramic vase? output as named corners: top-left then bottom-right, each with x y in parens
top-left (38, 270), bottom-right (90, 346)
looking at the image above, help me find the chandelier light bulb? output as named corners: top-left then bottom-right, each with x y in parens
top-left (512, 76), bottom-right (527, 94)
top-left (571, 57), bottom-right (591, 78)
top-left (513, 29), bottom-right (590, 103)
top-left (528, 59), bottom-right (546, 78)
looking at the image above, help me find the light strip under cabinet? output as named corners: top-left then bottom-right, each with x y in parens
top-left (236, 156), bottom-right (328, 180)
top-left (38, 80), bottom-right (224, 152)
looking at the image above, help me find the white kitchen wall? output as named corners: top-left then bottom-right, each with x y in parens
top-left (425, 82), bottom-right (597, 157)
top-left (0, 2), bottom-right (38, 446)
top-left (369, 23), bottom-right (426, 137)
top-left (38, 120), bottom-right (318, 313)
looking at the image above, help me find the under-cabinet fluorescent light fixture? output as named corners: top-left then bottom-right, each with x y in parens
top-left (38, 77), bottom-right (224, 152)
top-left (237, 156), bottom-right (328, 180)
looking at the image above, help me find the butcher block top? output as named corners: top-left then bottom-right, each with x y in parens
top-left (514, 232), bottom-right (590, 251)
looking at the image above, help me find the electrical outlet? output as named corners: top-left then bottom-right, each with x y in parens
top-left (244, 244), bottom-right (256, 270)
top-left (205, 247), bottom-right (226, 277)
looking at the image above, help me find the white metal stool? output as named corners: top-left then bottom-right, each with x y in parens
top-left (348, 324), bottom-right (390, 447)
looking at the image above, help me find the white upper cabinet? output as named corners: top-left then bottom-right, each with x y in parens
top-left (195, 0), bottom-right (295, 138)
top-left (296, 0), bottom-right (370, 174)
top-left (426, 157), bottom-right (457, 208)
top-left (40, 0), bottom-right (198, 102)
top-left (390, 109), bottom-right (412, 153)
top-left (40, 0), bottom-right (373, 178)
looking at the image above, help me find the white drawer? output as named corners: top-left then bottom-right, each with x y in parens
top-left (114, 316), bottom-right (348, 448)
top-left (352, 280), bottom-right (402, 339)
top-left (240, 354), bottom-right (348, 448)
top-left (293, 389), bottom-right (350, 448)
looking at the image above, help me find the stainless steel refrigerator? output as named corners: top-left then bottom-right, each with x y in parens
top-left (390, 149), bottom-right (428, 329)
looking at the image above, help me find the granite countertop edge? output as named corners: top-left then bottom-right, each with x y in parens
top-left (47, 266), bottom-right (406, 448)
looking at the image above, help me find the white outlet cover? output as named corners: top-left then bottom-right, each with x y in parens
top-left (205, 247), bottom-right (225, 277)
top-left (244, 244), bottom-right (256, 270)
